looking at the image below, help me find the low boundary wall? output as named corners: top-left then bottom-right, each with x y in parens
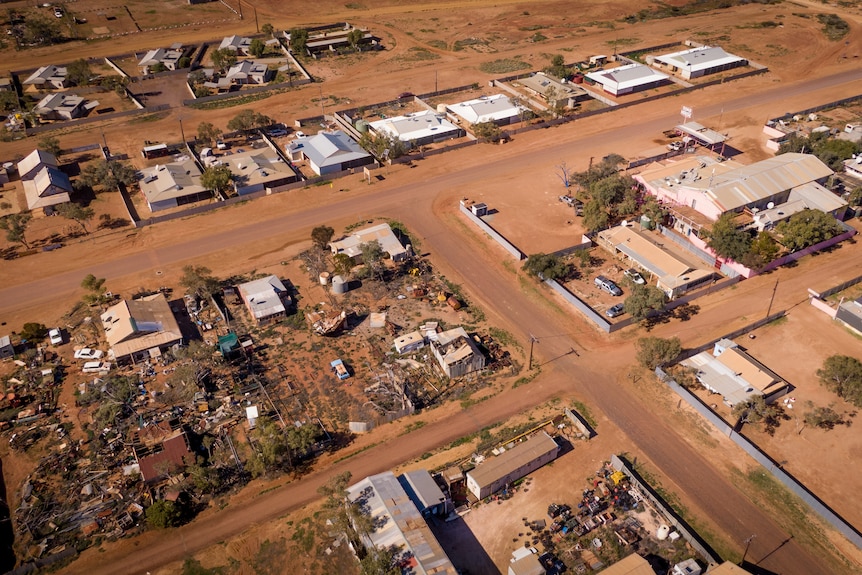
top-left (459, 204), bottom-right (524, 260)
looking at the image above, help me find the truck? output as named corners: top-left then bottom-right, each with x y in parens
top-left (330, 359), bottom-right (350, 381)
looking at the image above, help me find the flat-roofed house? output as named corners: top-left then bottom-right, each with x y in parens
top-left (653, 46), bottom-right (747, 80)
top-left (369, 110), bottom-right (463, 147)
top-left (23, 65), bottom-right (68, 89)
top-left (328, 222), bottom-right (409, 262)
top-left (100, 294), bottom-right (183, 363)
top-left (466, 431), bottom-right (559, 499)
top-left (585, 63), bottom-right (669, 96)
top-left (429, 327), bottom-right (485, 378)
top-left (222, 148), bottom-right (299, 195)
top-left (447, 94), bottom-right (524, 125)
top-left (139, 160), bottom-right (212, 212)
top-left (34, 93), bottom-right (86, 121)
top-left (287, 130), bottom-right (375, 175)
top-left (682, 338), bottom-right (790, 407)
top-left (237, 275), bottom-right (292, 325)
top-left (23, 166), bottom-right (72, 212)
top-left (347, 471), bottom-right (457, 575)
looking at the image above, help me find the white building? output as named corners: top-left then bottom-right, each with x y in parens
top-left (219, 35), bottom-right (252, 55)
top-left (369, 110), bottom-right (462, 147)
top-left (447, 94), bottom-right (524, 125)
top-left (430, 327), bottom-right (485, 378)
top-left (237, 275), bottom-right (291, 325)
top-left (23, 65), bottom-right (68, 89)
top-left (287, 130), bottom-right (375, 175)
top-left (466, 432), bottom-right (559, 499)
top-left (328, 222), bottom-right (409, 262)
top-left (138, 47), bottom-right (184, 73)
top-left (139, 160), bottom-right (212, 212)
top-left (653, 46), bottom-right (747, 80)
top-left (586, 63), bottom-right (669, 96)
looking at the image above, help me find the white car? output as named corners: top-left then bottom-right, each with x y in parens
top-left (82, 361), bottom-right (111, 374)
top-left (48, 328), bottom-right (63, 345)
top-left (74, 348), bottom-right (104, 360)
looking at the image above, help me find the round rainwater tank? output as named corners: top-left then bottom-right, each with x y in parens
top-left (331, 275), bottom-right (347, 294)
top-left (656, 525), bottom-right (670, 540)
top-left (319, 271), bottom-right (331, 285)
top-left (437, 103), bottom-right (448, 114)
top-left (355, 119), bottom-right (369, 133)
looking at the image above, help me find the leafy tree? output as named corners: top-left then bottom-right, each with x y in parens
top-left (624, 285), bottom-right (667, 322)
top-left (667, 364), bottom-right (700, 390)
top-left (778, 132), bottom-right (859, 171)
top-left (247, 419), bottom-right (290, 478)
top-left (227, 109), bottom-right (272, 133)
top-left (38, 135), bottom-right (61, 158)
top-left (261, 23), bottom-right (275, 38)
top-left (249, 38), bottom-right (266, 58)
top-left (66, 59), bottom-right (92, 86)
top-left (311, 225), bottom-right (335, 250)
top-left (150, 62), bottom-right (167, 74)
top-left (848, 186), bottom-right (862, 207)
top-left (178, 56), bottom-right (191, 69)
top-left (75, 160), bottom-right (137, 191)
top-left (56, 202), bottom-right (94, 234)
top-left (181, 557), bottom-right (224, 575)
top-left (582, 199), bottom-right (609, 232)
top-left (472, 121), bottom-right (502, 143)
top-left (20, 322), bottom-right (48, 341)
top-left (0, 213), bottom-right (32, 249)
top-left (210, 48), bottom-right (237, 71)
top-left (522, 253), bottom-right (572, 281)
top-left (572, 154), bottom-right (625, 189)
top-left (346, 28), bottom-right (364, 50)
top-left (775, 209), bottom-right (843, 251)
top-left (146, 500), bottom-right (183, 529)
top-left (740, 231), bottom-right (780, 269)
top-left (360, 545), bottom-right (401, 575)
top-left (732, 395), bottom-right (784, 434)
top-left (0, 91), bottom-right (18, 113)
top-left (635, 336), bottom-right (681, 369)
top-left (590, 174), bottom-right (629, 208)
top-left (358, 131), bottom-right (407, 159)
top-left (803, 405), bottom-right (844, 430)
top-left (197, 122), bottom-right (222, 145)
top-left (201, 165), bottom-right (233, 195)
top-left (186, 459), bottom-right (221, 495)
top-left (22, 16), bottom-right (63, 46)
top-left (706, 212), bottom-right (751, 261)
top-left (817, 355), bottom-right (862, 407)
top-left (360, 240), bottom-right (386, 281)
top-left (88, 375), bottom-right (138, 430)
top-left (287, 423), bottom-right (321, 456)
top-left (333, 253), bottom-right (355, 275)
top-left (289, 28), bottom-right (309, 54)
top-left (180, 265), bottom-right (220, 299)
top-left (544, 54), bottom-right (569, 79)
top-left (81, 273), bottom-right (107, 305)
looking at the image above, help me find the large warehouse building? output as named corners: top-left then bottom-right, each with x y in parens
top-left (652, 46), bottom-right (747, 80)
top-left (466, 431), bottom-right (559, 500)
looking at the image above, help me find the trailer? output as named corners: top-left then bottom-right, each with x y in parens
top-left (330, 359), bottom-right (350, 381)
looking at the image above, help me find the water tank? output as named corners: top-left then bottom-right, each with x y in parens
top-left (355, 119), bottom-right (369, 133)
top-left (319, 271), bottom-right (331, 285)
top-left (331, 275), bottom-right (347, 294)
top-left (656, 524), bottom-right (670, 540)
top-left (437, 103), bottom-right (448, 114)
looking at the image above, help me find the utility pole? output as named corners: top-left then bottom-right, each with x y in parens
top-left (740, 534), bottom-right (756, 566)
top-left (435, 69), bottom-right (438, 93)
top-left (527, 334), bottom-right (539, 370)
top-left (765, 278), bottom-right (779, 319)
top-left (254, 6), bottom-right (258, 33)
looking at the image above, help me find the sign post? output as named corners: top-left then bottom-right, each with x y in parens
top-left (680, 105), bottom-right (693, 123)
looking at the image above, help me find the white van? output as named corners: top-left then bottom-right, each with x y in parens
top-left (82, 361), bottom-right (110, 374)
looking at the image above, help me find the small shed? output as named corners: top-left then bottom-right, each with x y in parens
top-left (398, 469), bottom-right (447, 516)
top-left (394, 331), bottom-right (425, 354)
top-left (0, 335), bottom-right (13, 359)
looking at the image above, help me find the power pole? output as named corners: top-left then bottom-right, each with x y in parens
top-left (741, 534), bottom-right (756, 566)
top-left (527, 334), bottom-right (539, 370)
top-left (765, 278), bottom-right (779, 319)
top-left (254, 6), bottom-right (259, 33)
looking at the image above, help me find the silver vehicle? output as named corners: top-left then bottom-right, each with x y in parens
top-left (595, 275), bottom-right (622, 296)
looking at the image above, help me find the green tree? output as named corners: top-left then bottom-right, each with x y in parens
top-left (22, 16), bottom-right (62, 46)
top-left (180, 265), bottom-right (220, 299)
top-left (544, 54), bottom-right (569, 79)
top-left (740, 231), bottom-right (779, 269)
top-left (81, 273), bottom-right (107, 305)
top-left (56, 202), bottom-right (94, 235)
top-left (360, 545), bottom-right (401, 575)
top-left (624, 284), bottom-right (667, 322)
top-left (289, 28), bottom-right (309, 54)
top-left (247, 419), bottom-right (290, 478)
top-left (66, 59), bottom-right (93, 86)
top-left (333, 253), bottom-right (355, 275)
top-left (522, 253), bottom-right (572, 281)
top-left (0, 213), bottom-right (32, 249)
top-left (38, 135), bottom-right (61, 158)
top-left (181, 557), bottom-right (224, 575)
top-left (0, 91), bottom-right (18, 113)
top-left (75, 160), bottom-right (137, 191)
top-left (635, 336), bottom-right (681, 369)
top-left (197, 122), bottom-right (222, 145)
top-left (150, 62), bottom-right (167, 74)
top-left (249, 38), bottom-right (266, 58)
top-left (20, 322), bottom-right (48, 342)
top-left (732, 395), bottom-right (784, 433)
top-left (201, 164), bottom-right (233, 195)
top-left (817, 355), bottom-right (862, 407)
top-left (572, 154), bottom-right (625, 189)
top-left (146, 500), bottom-right (183, 529)
top-left (706, 212), bottom-right (751, 261)
top-left (178, 56), bottom-right (191, 69)
top-left (347, 28), bottom-right (364, 50)
top-left (358, 131), bottom-right (407, 159)
top-left (261, 23), bottom-right (275, 38)
top-left (227, 109), bottom-right (272, 133)
top-left (311, 225), bottom-right (335, 250)
top-left (803, 405), bottom-right (844, 430)
top-left (472, 121), bottom-right (502, 143)
top-left (210, 47), bottom-right (237, 71)
top-left (582, 199), bottom-right (609, 232)
top-left (775, 209), bottom-right (843, 251)
top-left (590, 174), bottom-right (629, 208)
top-left (360, 240), bottom-right (386, 281)
top-left (287, 423), bottom-right (321, 456)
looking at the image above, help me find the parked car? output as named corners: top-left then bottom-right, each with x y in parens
top-left (594, 275), bottom-right (622, 296)
top-left (53, 7), bottom-right (63, 18)
top-left (82, 361), bottom-right (110, 374)
top-left (48, 328), bottom-right (63, 345)
top-left (398, 91), bottom-right (415, 99)
top-left (606, 303), bottom-right (625, 318)
top-left (216, 140), bottom-right (228, 150)
top-left (74, 348), bottom-right (104, 360)
top-left (267, 128), bottom-right (288, 137)
top-left (624, 268), bottom-right (645, 285)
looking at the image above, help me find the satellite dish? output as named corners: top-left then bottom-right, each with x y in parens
top-left (767, 202), bottom-right (775, 209)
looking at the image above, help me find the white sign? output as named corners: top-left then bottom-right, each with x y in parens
top-left (681, 106), bottom-right (693, 119)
